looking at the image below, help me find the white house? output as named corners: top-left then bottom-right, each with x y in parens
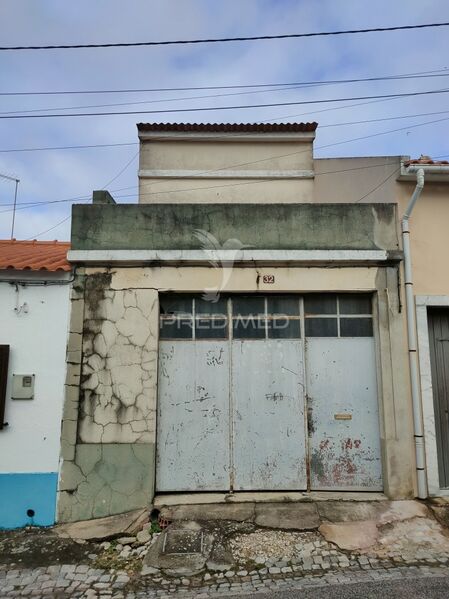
top-left (0, 240), bottom-right (71, 528)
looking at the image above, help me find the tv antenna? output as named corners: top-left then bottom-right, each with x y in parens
top-left (0, 172), bottom-right (20, 239)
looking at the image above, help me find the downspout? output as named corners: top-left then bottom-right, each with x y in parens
top-left (401, 167), bottom-right (427, 499)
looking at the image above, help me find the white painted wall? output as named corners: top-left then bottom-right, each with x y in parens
top-left (0, 271), bottom-right (71, 473)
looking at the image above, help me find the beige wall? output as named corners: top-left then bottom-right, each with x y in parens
top-left (138, 133), bottom-right (314, 204)
top-left (315, 157), bottom-right (449, 296)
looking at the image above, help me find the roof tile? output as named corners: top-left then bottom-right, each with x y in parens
top-left (404, 155), bottom-right (449, 167)
top-left (0, 240), bottom-right (71, 272)
top-left (137, 122), bottom-right (317, 133)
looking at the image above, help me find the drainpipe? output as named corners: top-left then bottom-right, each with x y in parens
top-left (401, 168), bottom-right (427, 499)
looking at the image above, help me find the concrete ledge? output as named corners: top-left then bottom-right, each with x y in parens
top-left (68, 249), bottom-right (392, 266)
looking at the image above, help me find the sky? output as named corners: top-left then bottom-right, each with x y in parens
top-left (1, 0), bottom-right (449, 241)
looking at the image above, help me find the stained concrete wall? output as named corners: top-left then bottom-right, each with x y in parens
top-left (71, 203), bottom-right (399, 252)
top-left (58, 270), bottom-right (157, 522)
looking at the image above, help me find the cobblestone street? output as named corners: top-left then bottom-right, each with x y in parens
top-left (2, 558), bottom-right (449, 598)
top-left (2, 499), bottom-right (449, 597)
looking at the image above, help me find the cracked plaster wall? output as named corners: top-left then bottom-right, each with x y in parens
top-left (79, 273), bottom-right (158, 444)
top-left (58, 270), bottom-right (158, 522)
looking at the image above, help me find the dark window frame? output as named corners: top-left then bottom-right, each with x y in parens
top-left (0, 345), bottom-right (10, 431)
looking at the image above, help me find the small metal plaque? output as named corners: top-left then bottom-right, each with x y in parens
top-left (334, 413), bottom-right (352, 421)
top-left (162, 530), bottom-right (203, 555)
top-left (262, 274), bottom-right (275, 284)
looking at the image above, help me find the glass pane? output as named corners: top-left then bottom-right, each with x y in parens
top-left (304, 294), bottom-right (337, 315)
top-left (268, 318), bottom-right (301, 339)
top-left (305, 318), bottom-right (338, 337)
top-left (195, 296), bottom-right (227, 316)
top-left (195, 317), bottom-right (228, 339)
top-left (267, 296), bottom-right (299, 317)
top-left (160, 295), bottom-right (192, 316)
top-left (232, 296), bottom-right (265, 317)
top-left (340, 317), bottom-right (373, 337)
top-left (233, 317), bottom-right (266, 339)
top-left (339, 294), bottom-right (372, 315)
top-left (159, 317), bottom-right (193, 339)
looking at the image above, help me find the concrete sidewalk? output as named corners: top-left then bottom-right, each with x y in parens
top-left (1, 499), bottom-right (449, 597)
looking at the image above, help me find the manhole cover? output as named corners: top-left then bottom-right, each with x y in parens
top-left (162, 530), bottom-right (204, 555)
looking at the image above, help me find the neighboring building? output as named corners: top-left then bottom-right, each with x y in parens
top-left (58, 123), bottom-right (417, 523)
top-left (0, 240), bottom-right (71, 528)
top-left (315, 155), bottom-right (449, 497)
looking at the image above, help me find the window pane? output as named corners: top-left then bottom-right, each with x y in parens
top-left (268, 318), bottom-right (301, 339)
top-left (233, 317), bottom-right (266, 339)
top-left (340, 317), bottom-right (373, 337)
top-left (232, 296), bottom-right (265, 317)
top-left (339, 294), bottom-right (372, 315)
top-left (195, 317), bottom-right (228, 339)
top-left (304, 294), bottom-right (337, 315)
top-left (267, 296), bottom-right (299, 317)
top-left (195, 296), bottom-right (227, 316)
top-left (160, 295), bottom-right (192, 316)
top-left (305, 318), bottom-right (338, 337)
top-left (160, 317), bottom-right (193, 339)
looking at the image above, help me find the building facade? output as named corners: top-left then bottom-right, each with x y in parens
top-left (0, 240), bottom-right (71, 528)
top-left (57, 123), bottom-right (421, 523)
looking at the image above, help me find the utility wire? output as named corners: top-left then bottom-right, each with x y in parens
top-left (25, 151), bottom-right (140, 239)
top-left (0, 84), bottom-right (332, 116)
top-left (3, 114), bottom-right (448, 213)
top-left (3, 108), bottom-right (449, 155)
top-left (1, 68), bottom-right (447, 96)
top-left (2, 87), bottom-right (449, 120)
top-left (1, 22), bottom-right (449, 51)
top-left (0, 96), bottom-right (408, 154)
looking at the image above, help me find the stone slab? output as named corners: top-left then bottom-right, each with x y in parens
top-left (160, 503), bottom-right (255, 522)
top-left (254, 502), bottom-right (320, 530)
top-left (55, 508), bottom-right (148, 541)
top-left (319, 520), bottom-right (379, 551)
top-left (317, 501), bottom-right (385, 523)
top-left (143, 521), bottom-right (213, 577)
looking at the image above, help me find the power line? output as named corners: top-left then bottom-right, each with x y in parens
top-left (2, 87), bottom-right (449, 120)
top-left (0, 83), bottom-right (336, 116)
top-left (4, 73), bottom-right (449, 117)
top-left (1, 68), bottom-right (447, 96)
top-left (2, 22), bottom-right (449, 51)
top-left (3, 114), bottom-right (448, 213)
top-left (25, 214), bottom-right (72, 240)
top-left (3, 108), bottom-right (449, 155)
top-left (25, 150), bottom-right (140, 240)
top-left (21, 163), bottom-right (402, 240)
top-left (0, 96), bottom-right (408, 156)
top-left (0, 142), bottom-right (137, 154)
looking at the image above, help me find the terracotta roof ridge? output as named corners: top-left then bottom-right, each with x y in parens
top-left (137, 121), bottom-right (318, 132)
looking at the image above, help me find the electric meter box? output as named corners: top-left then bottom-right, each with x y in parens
top-left (12, 374), bottom-right (35, 400)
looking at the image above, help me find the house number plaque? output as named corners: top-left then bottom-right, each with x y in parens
top-left (263, 275), bottom-right (275, 284)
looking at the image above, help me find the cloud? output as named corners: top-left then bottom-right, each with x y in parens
top-left (0, 0), bottom-right (448, 239)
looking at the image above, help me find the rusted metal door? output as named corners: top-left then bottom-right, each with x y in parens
top-left (305, 294), bottom-right (382, 491)
top-left (156, 293), bottom-right (381, 493)
top-left (428, 308), bottom-right (449, 488)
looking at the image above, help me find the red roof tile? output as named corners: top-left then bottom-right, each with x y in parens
top-left (404, 155), bottom-right (449, 167)
top-left (137, 122), bottom-right (318, 133)
top-left (0, 240), bottom-right (71, 272)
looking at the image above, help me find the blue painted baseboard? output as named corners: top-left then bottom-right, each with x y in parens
top-left (0, 472), bottom-right (58, 529)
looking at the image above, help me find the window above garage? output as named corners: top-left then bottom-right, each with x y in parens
top-left (304, 293), bottom-right (373, 337)
top-left (159, 293), bottom-right (373, 340)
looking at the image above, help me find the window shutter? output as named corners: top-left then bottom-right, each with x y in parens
top-left (0, 345), bottom-right (9, 430)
